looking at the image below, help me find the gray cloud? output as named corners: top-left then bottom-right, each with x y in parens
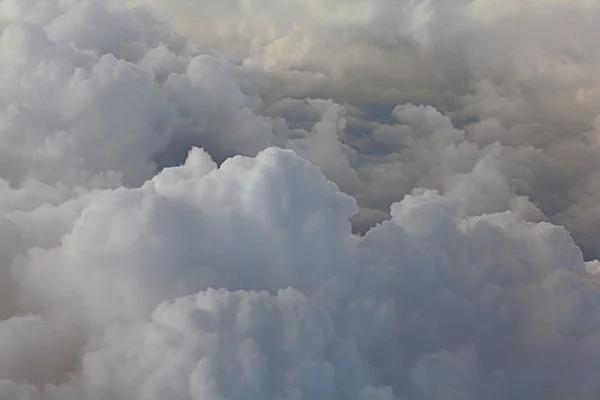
top-left (124, 0), bottom-right (600, 259)
top-left (1, 0), bottom-right (600, 399)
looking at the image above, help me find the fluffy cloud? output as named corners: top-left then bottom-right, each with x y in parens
top-left (128, 0), bottom-right (600, 259)
top-left (4, 148), bottom-right (600, 399)
top-left (2, 0), bottom-right (600, 399)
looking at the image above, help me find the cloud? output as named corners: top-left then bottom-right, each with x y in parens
top-left (5, 146), bottom-right (600, 399)
top-left (1, 0), bottom-right (600, 399)
top-left (125, 0), bottom-right (600, 259)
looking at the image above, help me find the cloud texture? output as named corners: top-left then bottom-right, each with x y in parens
top-left (1, 0), bottom-right (600, 399)
top-left (128, 0), bottom-right (600, 259)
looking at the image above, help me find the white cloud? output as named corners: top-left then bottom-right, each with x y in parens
top-left (1, 0), bottom-right (600, 399)
top-left (5, 145), bottom-right (600, 399)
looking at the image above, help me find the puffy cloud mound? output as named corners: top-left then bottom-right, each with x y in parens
top-left (129, 0), bottom-right (600, 260)
top-left (1, 0), bottom-right (600, 399)
top-left (4, 147), bottom-right (600, 399)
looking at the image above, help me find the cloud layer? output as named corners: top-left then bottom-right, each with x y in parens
top-left (128, 0), bottom-right (600, 259)
top-left (1, 0), bottom-right (600, 399)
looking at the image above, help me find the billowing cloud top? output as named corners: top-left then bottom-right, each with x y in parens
top-left (1, 0), bottom-right (600, 399)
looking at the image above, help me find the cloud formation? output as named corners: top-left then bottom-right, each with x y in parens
top-left (1, 0), bottom-right (600, 399)
top-left (127, 0), bottom-right (600, 259)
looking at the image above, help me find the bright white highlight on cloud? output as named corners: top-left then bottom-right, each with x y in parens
top-left (1, 0), bottom-right (600, 399)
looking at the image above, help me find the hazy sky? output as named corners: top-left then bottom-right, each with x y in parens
top-left (1, 1), bottom-right (600, 399)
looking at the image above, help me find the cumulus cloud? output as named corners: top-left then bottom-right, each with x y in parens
top-left (128, 0), bottom-right (600, 259)
top-left (5, 147), bottom-right (600, 399)
top-left (1, 0), bottom-right (600, 399)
